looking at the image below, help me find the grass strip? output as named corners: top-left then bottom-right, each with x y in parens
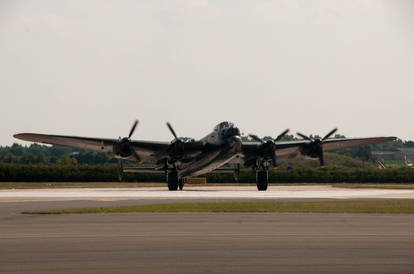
top-left (0, 182), bottom-right (254, 189)
top-left (0, 182), bottom-right (166, 189)
top-left (22, 200), bottom-right (414, 215)
top-left (333, 184), bottom-right (414, 190)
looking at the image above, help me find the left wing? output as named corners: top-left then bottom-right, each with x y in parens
top-left (13, 133), bottom-right (206, 164)
top-left (14, 133), bottom-right (120, 153)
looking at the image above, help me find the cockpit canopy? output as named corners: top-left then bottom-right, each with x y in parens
top-left (214, 121), bottom-right (234, 132)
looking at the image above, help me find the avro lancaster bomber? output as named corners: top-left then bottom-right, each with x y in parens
top-left (14, 121), bottom-right (396, 191)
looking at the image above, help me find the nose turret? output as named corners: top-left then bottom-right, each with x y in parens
top-left (222, 126), bottom-right (241, 138)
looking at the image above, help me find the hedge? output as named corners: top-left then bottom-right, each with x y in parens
top-left (1, 164), bottom-right (414, 183)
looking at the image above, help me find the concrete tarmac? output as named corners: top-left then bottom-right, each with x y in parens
top-left (1, 210), bottom-right (414, 273)
top-left (1, 186), bottom-right (414, 273)
top-left (2, 185), bottom-right (414, 202)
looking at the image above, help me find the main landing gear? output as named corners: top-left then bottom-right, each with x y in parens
top-left (117, 159), bottom-right (124, 182)
top-left (255, 166), bottom-right (269, 191)
top-left (167, 169), bottom-right (184, 191)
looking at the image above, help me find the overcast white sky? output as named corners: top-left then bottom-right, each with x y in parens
top-left (1, 0), bottom-right (413, 145)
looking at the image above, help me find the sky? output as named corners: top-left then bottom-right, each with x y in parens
top-left (1, 0), bottom-right (413, 146)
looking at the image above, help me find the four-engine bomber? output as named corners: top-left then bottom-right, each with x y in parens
top-left (14, 121), bottom-right (396, 191)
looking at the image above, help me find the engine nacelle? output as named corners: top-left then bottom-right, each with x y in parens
top-left (113, 137), bottom-right (133, 158)
top-left (300, 139), bottom-right (323, 158)
top-left (168, 139), bottom-right (185, 162)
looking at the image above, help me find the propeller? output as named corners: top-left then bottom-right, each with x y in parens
top-left (249, 128), bottom-right (290, 144)
top-left (166, 122), bottom-right (185, 163)
top-left (249, 134), bottom-right (264, 143)
top-left (248, 129), bottom-right (290, 167)
top-left (296, 128), bottom-right (338, 167)
top-left (166, 122), bottom-right (179, 140)
top-left (275, 128), bottom-right (291, 142)
top-left (113, 120), bottom-right (141, 162)
top-left (128, 120), bottom-right (138, 139)
top-left (322, 128), bottom-right (339, 142)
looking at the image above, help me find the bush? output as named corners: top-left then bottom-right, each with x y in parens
top-left (0, 164), bottom-right (164, 182)
top-left (1, 164), bottom-right (414, 183)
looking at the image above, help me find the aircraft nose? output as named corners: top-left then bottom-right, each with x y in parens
top-left (224, 127), bottom-right (240, 138)
top-left (229, 135), bottom-right (242, 152)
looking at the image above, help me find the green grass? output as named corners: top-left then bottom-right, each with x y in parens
top-left (334, 184), bottom-right (414, 189)
top-left (0, 182), bottom-right (166, 189)
top-left (22, 200), bottom-right (414, 215)
top-left (0, 182), bottom-right (257, 189)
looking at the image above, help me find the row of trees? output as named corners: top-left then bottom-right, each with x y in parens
top-left (1, 163), bottom-right (414, 183)
top-left (0, 144), bottom-right (115, 165)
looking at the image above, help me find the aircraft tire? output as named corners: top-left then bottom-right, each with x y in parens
top-left (168, 171), bottom-right (179, 191)
top-left (256, 170), bottom-right (268, 191)
top-left (179, 179), bottom-right (184, 190)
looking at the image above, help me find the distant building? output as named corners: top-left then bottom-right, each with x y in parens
top-left (372, 148), bottom-right (414, 161)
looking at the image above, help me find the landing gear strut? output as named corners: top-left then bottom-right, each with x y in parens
top-left (118, 159), bottom-right (124, 182)
top-left (256, 166), bottom-right (268, 191)
top-left (179, 178), bottom-right (184, 190)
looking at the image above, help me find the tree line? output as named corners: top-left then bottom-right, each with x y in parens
top-left (1, 136), bottom-right (413, 165)
top-left (0, 143), bottom-right (115, 165)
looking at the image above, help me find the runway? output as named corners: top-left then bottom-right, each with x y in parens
top-left (2, 185), bottom-right (414, 202)
top-left (1, 210), bottom-right (414, 273)
top-left (1, 185), bottom-right (414, 273)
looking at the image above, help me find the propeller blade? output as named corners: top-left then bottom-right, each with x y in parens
top-left (128, 120), bottom-right (139, 139)
top-left (131, 148), bottom-right (141, 162)
top-left (274, 129), bottom-right (290, 142)
top-left (296, 132), bottom-right (312, 141)
top-left (249, 134), bottom-right (264, 143)
top-left (271, 153), bottom-right (277, 167)
top-left (319, 150), bottom-right (325, 167)
top-left (322, 128), bottom-right (338, 141)
top-left (166, 122), bottom-right (178, 140)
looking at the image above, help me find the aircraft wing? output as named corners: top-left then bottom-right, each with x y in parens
top-left (241, 136), bottom-right (397, 161)
top-left (13, 133), bottom-right (205, 163)
top-left (14, 133), bottom-right (120, 153)
top-left (320, 137), bottom-right (396, 151)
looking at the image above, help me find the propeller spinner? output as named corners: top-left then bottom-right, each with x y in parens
top-left (113, 120), bottom-right (141, 161)
top-left (296, 128), bottom-right (338, 167)
top-left (249, 129), bottom-right (290, 167)
top-left (166, 122), bottom-right (186, 162)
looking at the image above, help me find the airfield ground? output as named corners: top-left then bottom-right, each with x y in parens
top-left (1, 185), bottom-right (414, 273)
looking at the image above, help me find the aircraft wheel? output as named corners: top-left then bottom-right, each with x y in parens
top-left (179, 178), bottom-right (184, 190)
top-left (256, 170), bottom-right (268, 191)
top-left (168, 170), bottom-right (179, 191)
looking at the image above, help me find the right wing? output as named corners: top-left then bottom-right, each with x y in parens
top-left (321, 137), bottom-right (396, 151)
top-left (240, 136), bottom-right (397, 165)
